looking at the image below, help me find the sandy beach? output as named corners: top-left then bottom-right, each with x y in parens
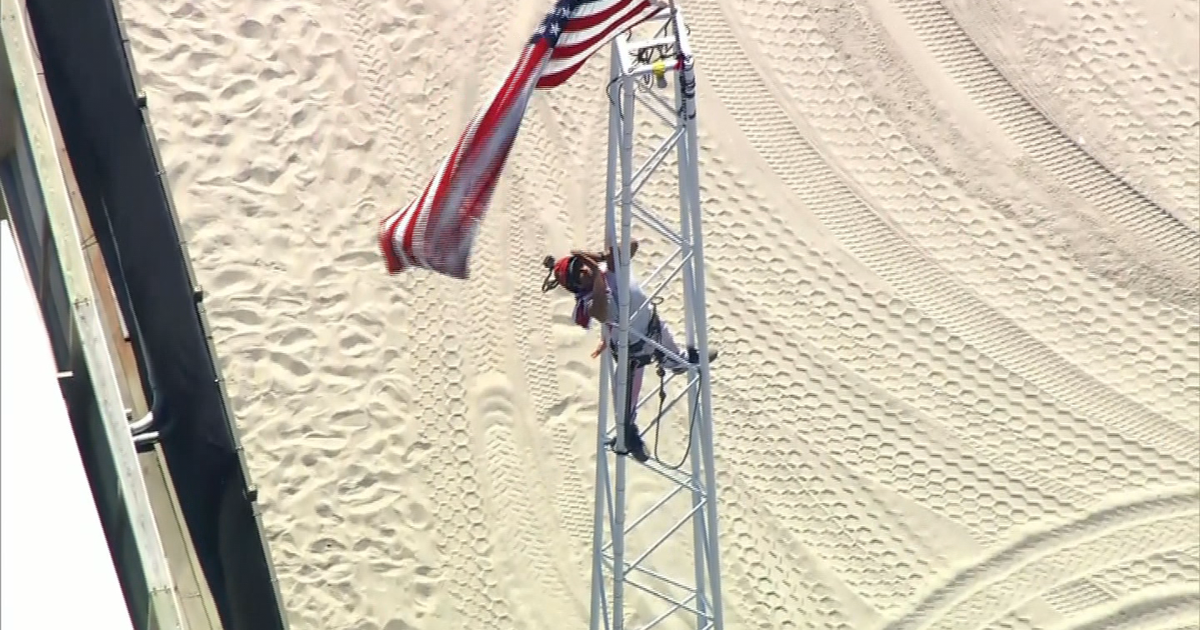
top-left (118, 0), bottom-right (1199, 627)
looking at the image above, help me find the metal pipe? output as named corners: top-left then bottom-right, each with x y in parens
top-left (627, 500), bottom-right (705, 575)
top-left (590, 39), bottom-right (624, 630)
top-left (133, 431), bottom-right (159, 446)
top-left (669, 8), bottom-right (712, 624)
top-left (599, 482), bottom-right (687, 554)
top-left (620, 577), bottom-right (708, 621)
top-left (636, 244), bottom-right (683, 293)
top-left (609, 62), bottom-right (639, 630)
top-left (630, 197), bottom-right (684, 246)
top-left (129, 410), bottom-right (154, 434)
top-left (672, 5), bottom-right (726, 625)
top-left (627, 126), bottom-right (685, 198)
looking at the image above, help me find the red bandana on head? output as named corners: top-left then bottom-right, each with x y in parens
top-left (553, 256), bottom-right (575, 289)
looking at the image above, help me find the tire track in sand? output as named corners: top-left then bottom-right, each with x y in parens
top-left (699, 263), bottom-right (1077, 609)
top-left (672, 13), bottom-right (1195, 614)
top-left (717, 468), bottom-right (881, 629)
top-left (446, 2), bottom-right (611, 622)
top-left (690, 136), bottom-right (1191, 508)
top-left (714, 0), bottom-right (1199, 424)
top-left (686, 0), bottom-right (1200, 468)
top-left (505, 115), bottom-right (603, 565)
top-left (701, 184), bottom-right (1188, 505)
top-left (1049, 585), bottom-right (1200, 630)
top-left (344, 2), bottom-right (502, 626)
top-left (344, 0), bottom-right (439, 192)
top-left (947, 0), bottom-right (1200, 229)
top-left (448, 4), bottom-right (581, 627)
top-left (798, 0), bottom-right (1198, 425)
top-left (895, 0), bottom-right (1199, 273)
top-left (1089, 545), bottom-right (1200, 598)
top-left (925, 510), bottom-right (1199, 630)
top-left (470, 376), bottom-right (578, 629)
top-left (882, 486), bottom-right (1200, 630)
top-left (988, 545), bottom-right (1199, 628)
top-left (638, 99), bottom-right (1182, 613)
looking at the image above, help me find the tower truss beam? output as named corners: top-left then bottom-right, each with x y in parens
top-left (589, 7), bottom-right (724, 630)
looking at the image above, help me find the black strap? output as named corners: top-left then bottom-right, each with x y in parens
top-left (615, 304), bottom-right (662, 428)
top-left (540, 256), bottom-right (559, 292)
top-left (622, 356), bottom-right (638, 426)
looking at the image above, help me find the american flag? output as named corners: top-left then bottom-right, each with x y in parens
top-left (379, 0), bottom-right (665, 279)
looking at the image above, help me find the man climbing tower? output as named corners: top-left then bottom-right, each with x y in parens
top-left (542, 239), bottom-right (717, 462)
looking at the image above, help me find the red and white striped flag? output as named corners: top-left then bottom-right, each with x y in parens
top-left (379, 0), bottom-right (665, 279)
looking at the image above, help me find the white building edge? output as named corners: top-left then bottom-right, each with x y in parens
top-left (1, 1), bottom-right (223, 627)
top-left (1, 213), bottom-right (136, 628)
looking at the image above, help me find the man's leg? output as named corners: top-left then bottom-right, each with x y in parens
top-left (628, 362), bottom-right (645, 422)
top-left (656, 319), bottom-right (719, 374)
top-left (655, 321), bottom-right (692, 371)
top-left (612, 361), bottom-right (650, 462)
top-left (657, 321), bottom-right (684, 362)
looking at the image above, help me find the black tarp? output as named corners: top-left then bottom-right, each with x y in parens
top-left (23, 1), bottom-right (288, 628)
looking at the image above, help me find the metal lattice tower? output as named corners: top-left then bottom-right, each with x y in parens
top-left (589, 6), bottom-right (724, 630)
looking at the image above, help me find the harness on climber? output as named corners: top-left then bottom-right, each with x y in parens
top-left (608, 299), bottom-right (664, 368)
top-left (615, 298), bottom-right (700, 471)
top-left (610, 297), bottom-right (673, 464)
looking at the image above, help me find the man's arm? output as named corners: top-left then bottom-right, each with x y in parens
top-left (572, 239), bottom-right (638, 264)
top-left (588, 275), bottom-right (608, 322)
top-left (604, 239), bottom-right (638, 262)
top-left (583, 256), bottom-right (609, 322)
top-left (571, 247), bottom-right (608, 262)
